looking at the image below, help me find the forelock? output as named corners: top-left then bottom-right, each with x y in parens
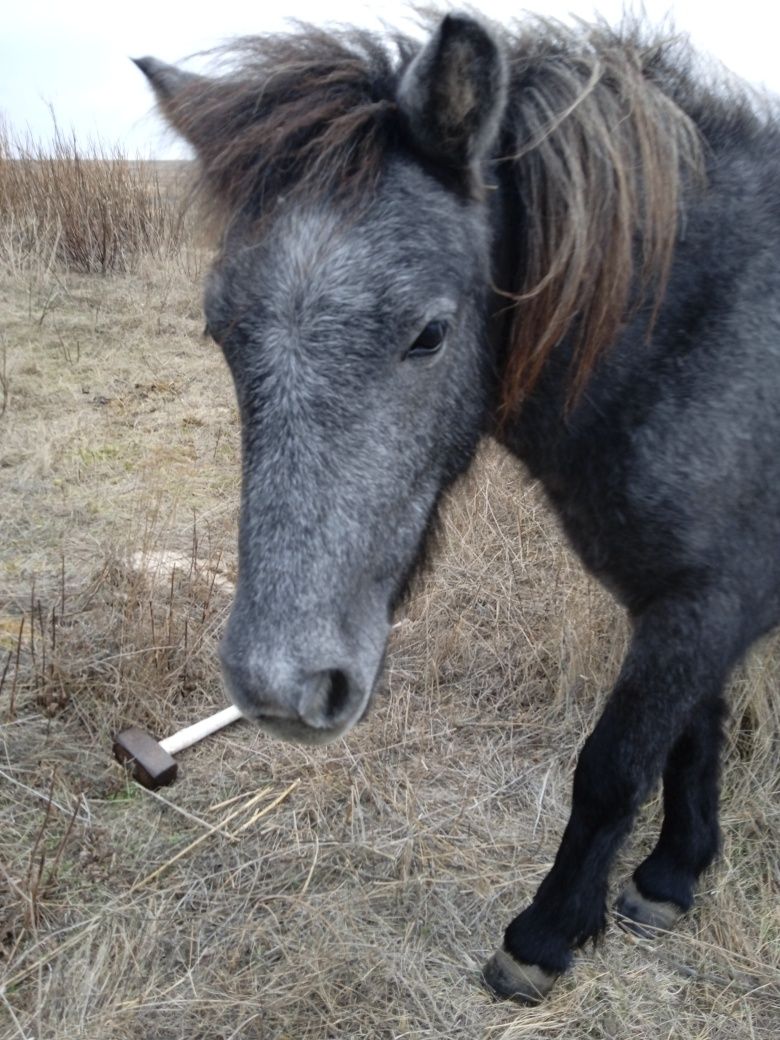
top-left (159, 27), bottom-right (419, 235)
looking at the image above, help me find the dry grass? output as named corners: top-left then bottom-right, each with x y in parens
top-left (0, 141), bottom-right (778, 1040)
top-left (0, 118), bottom-right (188, 274)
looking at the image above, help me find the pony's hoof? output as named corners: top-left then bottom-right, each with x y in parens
top-left (615, 878), bottom-right (685, 938)
top-left (482, 948), bottom-right (558, 1004)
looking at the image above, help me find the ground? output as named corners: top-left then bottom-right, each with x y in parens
top-left (1, 207), bottom-right (778, 1040)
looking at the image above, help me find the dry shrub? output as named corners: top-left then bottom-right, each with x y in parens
top-left (0, 114), bottom-right (187, 272)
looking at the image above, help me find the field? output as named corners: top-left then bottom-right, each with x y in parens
top-left (1, 145), bottom-right (778, 1040)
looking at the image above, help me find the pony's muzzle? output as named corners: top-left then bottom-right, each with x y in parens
top-left (219, 638), bottom-right (369, 745)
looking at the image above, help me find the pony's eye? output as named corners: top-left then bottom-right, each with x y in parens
top-left (406, 320), bottom-right (449, 359)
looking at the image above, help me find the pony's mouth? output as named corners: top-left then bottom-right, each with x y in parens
top-left (250, 711), bottom-right (363, 746)
top-left (248, 682), bottom-right (377, 745)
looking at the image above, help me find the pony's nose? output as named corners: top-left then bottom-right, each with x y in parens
top-left (219, 640), bottom-right (360, 731)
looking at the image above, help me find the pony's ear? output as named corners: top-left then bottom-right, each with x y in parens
top-left (397, 14), bottom-right (508, 171)
top-left (132, 57), bottom-right (206, 149)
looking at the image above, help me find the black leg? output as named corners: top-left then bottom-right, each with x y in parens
top-left (616, 697), bottom-right (726, 934)
top-left (483, 591), bottom-right (743, 1003)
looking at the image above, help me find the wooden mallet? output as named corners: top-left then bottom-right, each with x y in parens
top-left (113, 704), bottom-right (243, 789)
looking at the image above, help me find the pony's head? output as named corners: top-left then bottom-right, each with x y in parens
top-left (136, 15), bottom-right (508, 742)
top-left (137, 11), bottom-right (700, 742)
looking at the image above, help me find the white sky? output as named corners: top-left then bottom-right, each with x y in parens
top-left (4, 1), bottom-right (780, 157)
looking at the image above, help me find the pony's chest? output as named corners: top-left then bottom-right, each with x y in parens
top-left (505, 403), bottom-right (691, 612)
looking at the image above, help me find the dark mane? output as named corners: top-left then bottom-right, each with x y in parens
top-left (156, 29), bottom-right (413, 228)
top-left (499, 18), bottom-right (706, 412)
top-left (160, 17), bottom-right (773, 411)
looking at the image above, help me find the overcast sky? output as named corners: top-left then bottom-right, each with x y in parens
top-left (4, 2), bottom-right (780, 157)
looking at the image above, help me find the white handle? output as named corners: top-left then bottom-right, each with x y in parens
top-left (160, 704), bottom-right (243, 755)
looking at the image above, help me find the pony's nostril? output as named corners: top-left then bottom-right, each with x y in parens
top-left (326, 669), bottom-right (350, 720)
top-left (296, 667), bottom-right (354, 728)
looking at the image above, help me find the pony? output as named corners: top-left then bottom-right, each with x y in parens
top-left (135, 12), bottom-right (780, 1003)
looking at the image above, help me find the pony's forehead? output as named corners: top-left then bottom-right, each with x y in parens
top-left (221, 161), bottom-right (489, 306)
top-left (259, 205), bottom-right (393, 322)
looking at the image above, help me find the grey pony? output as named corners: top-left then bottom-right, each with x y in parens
top-left (136, 13), bottom-right (780, 1004)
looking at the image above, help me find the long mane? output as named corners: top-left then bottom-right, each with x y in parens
top-left (159, 18), bottom-right (768, 413)
top-left (498, 19), bottom-right (706, 411)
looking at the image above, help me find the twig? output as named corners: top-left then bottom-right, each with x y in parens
top-left (26, 773), bottom-right (56, 896)
top-left (60, 551), bottom-right (66, 619)
top-left (139, 784), bottom-right (238, 839)
top-left (229, 782), bottom-right (300, 837)
top-left (149, 601), bottom-right (157, 672)
top-left (9, 615), bottom-right (24, 717)
top-left (128, 781), bottom-right (299, 893)
top-left (28, 582), bottom-right (35, 676)
top-left (0, 714), bottom-right (44, 729)
top-left (38, 601), bottom-right (47, 707)
top-left (199, 549), bottom-right (224, 627)
top-left (166, 564), bottom-right (176, 655)
top-left (0, 338), bottom-right (9, 419)
top-left (208, 786), bottom-right (271, 814)
top-left (0, 650), bottom-right (12, 703)
top-left (645, 941), bottom-right (780, 999)
top-left (299, 834), bottom-right (320, 897)
top-left (45, 795), bottom-right (82, 888)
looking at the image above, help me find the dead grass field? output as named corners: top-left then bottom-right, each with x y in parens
top-left (1, 154), bottom-right (778, 1040)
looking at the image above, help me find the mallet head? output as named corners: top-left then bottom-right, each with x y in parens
top-left (113, 727), bottom-right (178, 789)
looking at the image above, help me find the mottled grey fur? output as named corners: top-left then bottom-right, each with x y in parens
top-left (205, 170), bottom-right (494, 741)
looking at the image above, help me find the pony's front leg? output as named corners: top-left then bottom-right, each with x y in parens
top-left (616, 696), bottom-right (726, 935)
top-left (482, 591), bottom-right (741, 1003)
